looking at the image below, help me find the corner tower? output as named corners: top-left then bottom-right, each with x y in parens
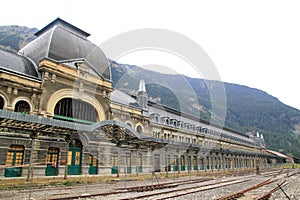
top-left (18, 18), bottom-right (113, 121)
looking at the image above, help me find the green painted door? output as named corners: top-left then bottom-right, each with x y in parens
top-left (137, 153), bottom-right (142, 173)
top-left (4, 167), bottom-right (22, 177)
top-left (89, 155), bottom-right (98, 175)
top-left (193, 156), bottom-right (198, 170)
top-left (173, 165), bottom-right (178, 171)
top-left (180, 156), bottom-right (185, 171)
top-left (125, 155), bottom-right (131, 174)
top-left (45, 148), bottom-right (59, 176)
top-left (111, 154), bottom-right (119, 174)
top-left (187, 156), bottom-right (192, 171)
top-left (4, 145), bottom-right (24, 177)
top-left (173, 156), bottom-right (179, 171)
top-left (68, 147), bottom-right (82, 175)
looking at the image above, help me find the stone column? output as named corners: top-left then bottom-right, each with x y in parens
top-left (26, 131), bottom-right (38, 181)
top-left (64, 135), bottom-right (71, 180)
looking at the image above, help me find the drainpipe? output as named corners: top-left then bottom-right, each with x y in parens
top-left (165, 148), bottom-right (168, 178)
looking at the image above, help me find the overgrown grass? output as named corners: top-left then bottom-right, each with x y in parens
top-left (63, 180), bottom-right (75, 186)
top-left (280, 163), bottom-right (300, 169)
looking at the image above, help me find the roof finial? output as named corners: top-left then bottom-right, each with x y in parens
top-left (138, 80), bottom-right (146, 93)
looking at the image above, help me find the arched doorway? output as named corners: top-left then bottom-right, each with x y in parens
top-left (54, 98), bottom-right (98, 124)
top-left (68, 139), bottom-right (82, 175)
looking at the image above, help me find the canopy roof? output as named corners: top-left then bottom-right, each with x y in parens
top-left (0, 110), bottom-right (277, 157)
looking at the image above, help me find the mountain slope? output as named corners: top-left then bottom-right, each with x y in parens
top-left (0, 25), bottom-right (37, 52)
top-left (111, 61), bottom-right (300, 157)
top-left (1, 25), bottom-right (300, 158)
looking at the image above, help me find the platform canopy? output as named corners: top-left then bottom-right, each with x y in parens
top-left (0, 110), bottom-right (277, 157)
top-left (0, 110), bottom-right (168, 149)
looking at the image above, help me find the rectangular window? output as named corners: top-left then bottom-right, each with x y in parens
top-left (6, 152), bottom-right (14, 166)
top-left (68, 151), bottom-right (72, 165)
top-left (89, 155), bottom-right (98, 167)
top-left (111, 153), bottom-right (119, 166)
top-left (137, 153), bottom-right (142, 167)
top-left (6, 145), bottom-right (24, 166)
top-left (180, 156), bottom-right (185, 165)
top-left (46, 147), bottom-right (59, 166)
top-left (75, 152), bottom-right (81, 165)
top-left (125, 154), bottom-right (131, 166)
top-left (173, 155), bottom-right (179, 165)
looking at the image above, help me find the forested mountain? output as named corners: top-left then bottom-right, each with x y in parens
top-left (111, 61), bottom-right (300, 158)
top-left (1, 25), bottom-right (300, 158)
top-left (0, 25), bottom-right (37, 52)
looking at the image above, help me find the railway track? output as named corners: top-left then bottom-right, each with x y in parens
top-left (46, 178), bottom-right (250, 200)
top-left (115, 177), bottom-right (212, 192)
top-left (216, 168), bottom-right (297, 200)
top-left (3, 168), bottom-right (298, 200)
top-left (139, 179), bottom-right (250, 200)
top-left (48, 177), bottom-right (216, 200)
top-left (215, 178), bottom-right (278, 200)
top-left (256, 180), bottom-right (289, 200)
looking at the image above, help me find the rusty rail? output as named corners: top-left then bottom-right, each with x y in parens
top-left (216, 178), bottom-right (277, 200)
top-left (48, 177), bottom-right (216, 200)
top-left (120, 179), bottom-right (249, 200)
top-left (256, 181), bottom-right (290, 200)
top-left (115, 177), bottom-right (211, 192)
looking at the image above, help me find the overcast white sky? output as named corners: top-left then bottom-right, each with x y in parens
top-left (1, 0), bottom-right (300, 110)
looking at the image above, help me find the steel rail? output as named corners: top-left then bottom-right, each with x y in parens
top-left (256, 181), bottom-right (289, 200)
top-left (216, 178), bottom-right (278, 200)
top-left (119, 179), bottom-right (249, 200)
top-left (48, 177), bottom-right (216, 200)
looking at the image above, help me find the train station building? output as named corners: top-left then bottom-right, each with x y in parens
top-left (0, 18), bottom-right (281, 178)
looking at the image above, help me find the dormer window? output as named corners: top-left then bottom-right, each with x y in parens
top-left (165, 118), bottom-right (170, 125)
top-left (155, 116), bottom-right (159, 123)
top-left (171, 119), bottom-right (177, 127)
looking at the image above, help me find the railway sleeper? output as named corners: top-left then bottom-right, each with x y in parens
top-left (256, 193), bottom-right (271, 200)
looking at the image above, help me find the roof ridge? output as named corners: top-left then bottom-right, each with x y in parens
top-left (35, 18), bottom-right (90, 38)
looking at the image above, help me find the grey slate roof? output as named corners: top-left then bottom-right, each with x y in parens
top-left (111, 90), bottom-right (139, 107)
top-left (35, 18), bottom-right (90, 38)
top-left (0, 49), bottom-right (39, 78)
top-left (19, 19), bottom-right (111, 81)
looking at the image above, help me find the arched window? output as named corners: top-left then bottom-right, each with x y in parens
top-left (136, 125), bottom-right (142, 134)
top-left (126, 123), bottom-right (132, 127)
top-left (54, 98), bottom-right (98, 123)
top-left (14, 100), bottom-right (30, 114)
top-left (0, 96), bottom-right (4, 109)
top-left (155, 116), bottom-right (159, 123)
